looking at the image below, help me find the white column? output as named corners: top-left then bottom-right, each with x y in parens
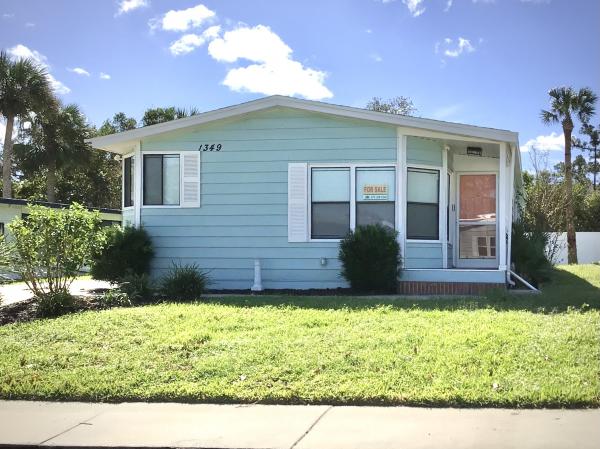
top-left (498, 142), bottom-right (508, 271)
top-left (506, 144), bottom-right (516, 271)
top-left (134, 141), bottom-right (142, 227)
top-left (441, 146), bottom-right (449, 268)
top-left (396, 130), bottom-right (407, 262)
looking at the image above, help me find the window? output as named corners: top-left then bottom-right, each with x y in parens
top-left (311, 168), bottom-right (350, 239)
top-left (143, 154), bottom-right (180, 206)
top-left (458, 174), bottom-right (497, 259)
top-left (407, 168), bottom-right (439, 240)
top-left (124, 156), bottom-right (134, 208)
top-left (356, 167), bottom-right (395, 229)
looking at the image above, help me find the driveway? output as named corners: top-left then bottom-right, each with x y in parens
top-left (0, 278), bottom-right (113, 305)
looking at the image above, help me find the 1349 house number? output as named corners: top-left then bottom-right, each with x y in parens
top-left (198, 143), bottom-right (222, 151)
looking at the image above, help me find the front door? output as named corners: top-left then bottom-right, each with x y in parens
top-left (456, 173), bottom-right (498, 268)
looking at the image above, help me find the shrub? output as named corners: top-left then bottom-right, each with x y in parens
top-left (338, 224), bottom-right (401, 293)
top-left (8, 203), bottom-right (105, 298)
top-left (91, 226), bottom-right (154, 283)
top-left (160, 262), bottom-right (209, 301)
top-left (97, 290), bottom-right (132, 309)
top-left (511, 220), bottom-right (552, 286)
top-left (37, 292), bottom-right (79, 318)
top-left (119, 273), bottom-right (155, 303)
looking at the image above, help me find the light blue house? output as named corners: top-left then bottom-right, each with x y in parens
top-left (88, 96), bottom-right (521, 294)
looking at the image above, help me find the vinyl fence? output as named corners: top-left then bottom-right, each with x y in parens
top-left (547, 232), bottom-right (600, 265)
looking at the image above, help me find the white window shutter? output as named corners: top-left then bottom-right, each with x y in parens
top-left (288, 163), bottom-right (308, 242)
top-left (181, 152), bottom-right (200, 208)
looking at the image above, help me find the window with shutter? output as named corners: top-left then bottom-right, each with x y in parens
top-left (182, 152), bottom-right (201, 208)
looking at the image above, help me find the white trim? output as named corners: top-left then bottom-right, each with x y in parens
top-left (395, 127), bottom-right (503, 145)
top-left (140, 150), bottom-right (189, 209)
top-left (498, 143), bottom-right (508, 271)
top-left (441, 146), bottom-right (448, 268)
top-left (396, 130), bottom-right (407, 262)
top-left (507, 144), bottom-right (516, 270)
top-left (405, 165), bottom-right (443, 244)
top-left (87, 96), bottom-right (519, 154)
top-left (133, 142), bottom-right (142, 226)
top-left (307, 162), bottom-right (397, 242)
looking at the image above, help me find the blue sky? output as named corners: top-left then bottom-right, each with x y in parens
top-left (1, 0), bottom-right (599, 170)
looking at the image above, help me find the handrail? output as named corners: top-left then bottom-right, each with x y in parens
top-left (509, 270), bottom-right (540, 293)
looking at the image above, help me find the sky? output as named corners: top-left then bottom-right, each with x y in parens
top-left (1, 0), bottom-right (599, 171)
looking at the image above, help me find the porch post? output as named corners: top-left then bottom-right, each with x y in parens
top-left (506, 144), bottom-right (516, 271)
top-left (498, 142), bottom-right (508, 271)
top-left (134, 141), bottom-right (142, 227)
top-left (396, 129), bottom-right (407, 264)
top-left (441, 145), bottom-right (449, 268)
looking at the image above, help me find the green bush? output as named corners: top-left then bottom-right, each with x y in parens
top-left (119, 273), bottom-right (155, 303)
top-left (511, 220), bottom-right (552, 286)
top-left (91, 226), bottom-right (154, 283)
top-left (37, 292), bottom-right (79, 318)
top-left (96, 290), bottom-right (132, 309)
top-left (8, 203), bottom-right (105, 298)
top-left (160, 263), bottom-right (209, 301)
top-left (338, 224), bottom-right (401, 293)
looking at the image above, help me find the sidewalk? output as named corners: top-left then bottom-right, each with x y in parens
top-left (0, 401), bottom-right (598, 448)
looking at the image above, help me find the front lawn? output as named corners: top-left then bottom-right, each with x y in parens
top-left (0, 265), bottom-right (599, 407)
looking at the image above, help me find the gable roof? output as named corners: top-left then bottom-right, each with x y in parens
top-left (87, 95), bottom-right (519, 154)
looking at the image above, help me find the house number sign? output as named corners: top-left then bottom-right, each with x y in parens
top-left (198, 144), bottom-right (222, 151)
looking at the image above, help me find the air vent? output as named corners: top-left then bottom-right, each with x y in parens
top-left (467, 146), bottom-right (483, 156)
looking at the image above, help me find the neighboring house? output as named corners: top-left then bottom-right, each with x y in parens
top-left (0, 198), bottom-right (122, 238)
top-left (88, 96), bottom-right (522, 294)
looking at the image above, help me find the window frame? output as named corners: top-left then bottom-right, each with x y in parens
top-left (122, 153), bottom-right (135, 210)
top-left (141, 151), bottom-right (184, 208)
top-left (123, 155), bottom-right (134, 209)
top-left (405, 165), bottom-right (441, 242)
top-left (308, 163), bottom-right (397, 242)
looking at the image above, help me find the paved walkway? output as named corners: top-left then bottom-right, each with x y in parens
top-left (0, 401), bottom-right (598, 448)
top-left (0, 279), bottom-right (113, 305)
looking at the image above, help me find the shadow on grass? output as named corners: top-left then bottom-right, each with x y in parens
top-left (201, 268), bottom-right (600, 314)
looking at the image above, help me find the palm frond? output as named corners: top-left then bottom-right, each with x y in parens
top-left (540, 109), bottom-right (559, 124)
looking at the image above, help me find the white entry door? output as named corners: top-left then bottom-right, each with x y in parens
top-left (455, 173), bottom-right (498, 269)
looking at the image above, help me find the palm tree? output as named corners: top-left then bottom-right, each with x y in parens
top-left (573, 123), bottom-right (600, 190)
top-left (0, 50), bottom-right (53, 198)
top-left (541, 86), bottom-right (597, 264)
top-left (16, 102), bottom-right (91, 202)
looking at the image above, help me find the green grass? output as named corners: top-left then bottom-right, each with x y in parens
top-left (0, 265), bottom-right (599, 407)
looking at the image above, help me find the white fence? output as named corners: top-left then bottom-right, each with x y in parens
top-left (547, 232), bottom-right (600, 264)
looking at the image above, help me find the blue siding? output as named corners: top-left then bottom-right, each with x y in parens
top-left (140, 107), bottom-right (397, 289)
top-left (405, 242), bottom-right (443, 269)
top-left (122, 208), bottom-right (134, 226)
top-left (407, 137), bottom-right (442, 166)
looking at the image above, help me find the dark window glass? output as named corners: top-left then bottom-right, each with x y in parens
top-left (311, 203), bottom-right (350, 239)
top-left (356, 202), bottom-right (395, 228)
top-left (407, 203), bottom-right (439, 240)
top-left (124, 157), bottom-right (134, 207)
top-left (407, 168), bottom-right (439, 240)
top-left (143, 155), bottom-right (162, 205)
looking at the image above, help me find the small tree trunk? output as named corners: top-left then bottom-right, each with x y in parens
top-left (46, 151), bottom-right (57, 203)
top-left (563, 126), bottom-right (578, 264)
top-left (594, 147), bottom-right (598, 191)
top-left (2, 114), bottom-right (15, 199)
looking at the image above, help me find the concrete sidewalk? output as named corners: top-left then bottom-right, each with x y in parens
top-left (0, 401), bottom-right (599, 448)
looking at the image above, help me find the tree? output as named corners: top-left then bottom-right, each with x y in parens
top-left (16, 103), bottom-right (91, 202)
top-left (97, 112), bottom-right (137, 136)
top-left (573, 122), bottom-right (600, 190)
top-left (366, 96), bottom-right (417, 116)
top-left (540, 86), bottom-right (597, 263)
top-left (0, 50), bottom-right (52, 198)
top-left (142, 106), bottom-right (199, 127)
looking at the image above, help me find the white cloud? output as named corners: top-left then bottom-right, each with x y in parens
top-left (365, 29), bottom-right (373, 34)
top-left (169, 26), bottom-right (221, 56)
top-left (7, 44), bottom-right (70, 94)
top-left (432, 103), bottom-right (462, 120)
top-left (156, 4), bottom-right (216, 32)
top-left (444, 0), bottom-right (453, 11)
top-left (208, 25), bottom-right (332, 100)
top-left (520, 132), bottom-right (565, 153)
top-left (370, 53), bottom-right (383, 62)
top-left (2, 13), bottom-right (14, 19)
top-left (436, 37), bottom-right (475, 58)
top-left (117, 0), bottom-right (148, 15)
top-left (99, 72), bottom-right (111, 80)
top-left (25, 22), bottom-right (35, 27)
top-left (69, 67), bottom-right (90, 76)
top-left (402, 0), bottom-right (425, 17)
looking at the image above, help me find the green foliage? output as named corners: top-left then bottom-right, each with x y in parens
top-left (119, 273), bottom-right (154, 303)
top-left (96, 112), bottom-right (137, 136)
top-left (91, 226), bottom-right (154, 283)
top-left (36, 291), bottom-right (79, 318)
top-left (142, 106), bottom-right (199, 127)
top-left (366, 96), bottom-right (417, 116)
top-left (511, 221), bottom-right (552, 286)
top-left (160, 262), bottom-right (209, 301)
top-left (97, 289), bottom-right (132, 310)
top-left (338, 224), bottom-right (401, 293)
top-left (8, 203), bottom-right (105, 298)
